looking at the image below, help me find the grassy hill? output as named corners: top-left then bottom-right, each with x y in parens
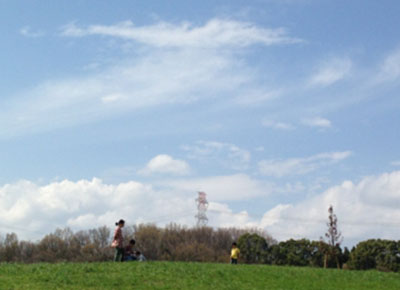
top-left (0, 261), bottom-right (399, 289)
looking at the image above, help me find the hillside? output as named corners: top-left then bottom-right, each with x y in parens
top-left (0, 262), bottom-right (399, 289)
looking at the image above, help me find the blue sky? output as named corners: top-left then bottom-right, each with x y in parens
top-left (1, 0), bottom-right (400, 246)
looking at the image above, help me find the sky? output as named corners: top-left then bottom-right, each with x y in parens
top-left (1, 0), bottom-right (400, 247)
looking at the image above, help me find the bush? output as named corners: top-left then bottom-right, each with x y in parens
top-left (238, 233), bottom-right (268, 264)
top-left (348, 239), bottom-right (400, 272)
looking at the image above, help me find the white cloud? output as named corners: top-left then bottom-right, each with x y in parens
top-left (309, 58), bottom-right (352, 87)
top-left (262, 117), bottom-right (331, 131)
top-left (261, 171), bottom-right (400, 245)
top-left (235, 90), bottom-right (281, 105)
top-left (101, 93), bottom-right (126, 104)
top-left (0, 174), bottom-right (270, 240)
top-left (2, 170), bottom-right (398, 246)
top-left (61, 19), bottom-right (302, 48)
top-left (139, 154), bottom-right (190, 176)
top-left (0, 178), bottom-right (195, 240)
top-left (262, 119), bottom-right (295, 130)
top-left (182, 141), bottom-right (251, 170)
top-left (255, 146), bottom-right (265, 152)
top-left (391, 160), bottom-right (400, 166)
top-left (2, 18), bottom-right (299, 138)
top-left (376, 48), bottom-right (400, 82)
top-left (0, 49), bottom-right (253, 137)
top-left (208, 202), bottom-right (258, 228)
top-left (258, 151), bottom-right (351, 177)
top-left (19, 26), bottom-right (44, 38)
top-left (301, 117), bottom-right (332, 128)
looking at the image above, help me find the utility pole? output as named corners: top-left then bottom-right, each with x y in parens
top-left (195, 191), bottom-right (209, 226)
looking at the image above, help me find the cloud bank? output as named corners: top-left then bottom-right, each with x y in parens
top-left (1, 170), bottom-right (400, 246)
top-left (262, 171), bottom-right (400, 245)
top-left (0, 173), bottom-right (269, 240)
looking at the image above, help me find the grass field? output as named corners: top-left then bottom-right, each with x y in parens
top-left (0, 261), bottom-right (399, 290)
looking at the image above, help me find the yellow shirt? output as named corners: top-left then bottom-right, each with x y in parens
top-left (231, 248), bottom-right (240, 259)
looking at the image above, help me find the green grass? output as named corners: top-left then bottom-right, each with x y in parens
top-left (0, 262), bottom-right (399, 290)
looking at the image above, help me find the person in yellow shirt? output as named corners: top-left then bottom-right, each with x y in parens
top-left (230, 242), bottom-right (240, 264)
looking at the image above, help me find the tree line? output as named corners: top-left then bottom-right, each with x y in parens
top-left (0, 224), bottom-right (273, 264)
top-left (238, 234), bottom-right (400, 272)
top-left (235, 205), bottom-right (400, 272)
top-left (1, 224), bottom-right (399, 272)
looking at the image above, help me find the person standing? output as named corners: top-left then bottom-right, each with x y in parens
top-left (112, 219), bottom-right (125, 262)
top-left (230, 242), bottom-right (240, 264)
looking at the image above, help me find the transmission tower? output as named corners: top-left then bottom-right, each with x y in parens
top-left (195, 191), bottom-right (209, 226)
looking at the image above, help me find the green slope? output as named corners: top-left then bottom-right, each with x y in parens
top-left (0, 262), bottom-right (399, 290)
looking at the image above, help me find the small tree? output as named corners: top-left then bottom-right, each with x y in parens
top-left (321, 205), bottom-right (343, 269)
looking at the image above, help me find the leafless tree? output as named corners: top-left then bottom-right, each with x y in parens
top-left (321, 205), bottom-right (343, 269)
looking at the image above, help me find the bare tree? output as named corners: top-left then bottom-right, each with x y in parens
top-left (321, 205), bottom-right (343, 269)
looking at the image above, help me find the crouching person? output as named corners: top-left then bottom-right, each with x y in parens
top-left (136, 251), bottom-right (146, 262)
top-left (124, 239), bottom-right (137, 261)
